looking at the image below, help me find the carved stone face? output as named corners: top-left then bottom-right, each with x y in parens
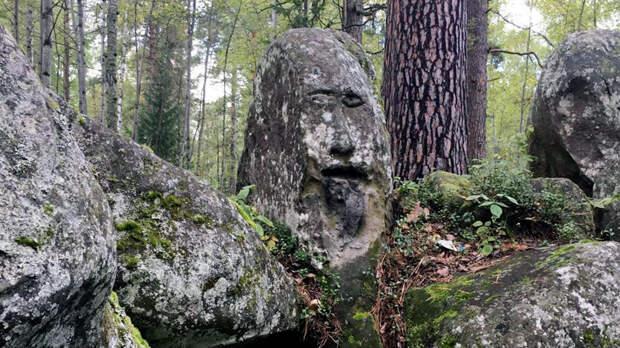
top-left (238, 28), bottom-right (391, 269)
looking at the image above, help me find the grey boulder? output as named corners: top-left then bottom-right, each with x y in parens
top-left (528, 30), bottom-right (620, 238)
top-left (406, 241), bottom-right (620, 347)
top-left (73, 119), bottom-right (299, 347)
top-left (0, 25), bottom-right (116, 347)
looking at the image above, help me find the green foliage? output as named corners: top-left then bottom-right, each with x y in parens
top-left (15, 236), bottom-right (42, 250)
top-left (137, 27), bottom-right (181, 163)
top-left (230, 184), bottom-right (274, 238)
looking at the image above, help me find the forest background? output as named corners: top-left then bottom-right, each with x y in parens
top-left (1, 0), bottom-right (618, 193)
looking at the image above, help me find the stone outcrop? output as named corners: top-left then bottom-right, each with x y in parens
top-left (406, 241), bottom-right (620, 347)
top-left (528, 30), bottom-right (620, 237)
top-left (237, 28), bottom-right (392, 272)
top-left (0, 26), bottom-right (116, 347)
top-left (73, 119), bottom-right (299, 347)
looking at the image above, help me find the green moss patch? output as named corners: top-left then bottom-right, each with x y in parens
top-left (15, 236), bottom-right (42, 250)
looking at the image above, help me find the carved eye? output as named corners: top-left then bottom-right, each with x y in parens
top-left (342, 93), bottom-right (364, 108)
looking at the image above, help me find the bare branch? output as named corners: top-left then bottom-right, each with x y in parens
top-left (488, 48), bottom-right (544, 68)
top-left (490, 9), bottom-right (555, 48)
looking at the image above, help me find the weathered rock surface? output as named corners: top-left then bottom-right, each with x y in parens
top-left (73, 119), bottom-right (299, 347)
top-left (237, 28), bottom-right (392, 272)
top-left (528, 30), bottom-right (620, 237)
top-left (0, 26), bottom-right (116, 347)
top-left (405, 241), bottom-right (620, 347)
top-left (531, 177), bottom-right (595, 237)
top-left (102, 292), bottom-right (151, 348)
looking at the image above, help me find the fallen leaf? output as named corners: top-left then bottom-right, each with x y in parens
top-left (309, 299), bottom-right (321, 311)
top-left (437, 267), bottom-right (450, 277)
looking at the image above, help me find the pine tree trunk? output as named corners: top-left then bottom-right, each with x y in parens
top-left (104, 0), bottom-right (118, 131)
top-left (466, 0), bottom-right (488, 162)
top-left (13, 0), bottom-right (19, 43)
top-left (63, 0), bottom-right (71, 102)
top-left (40, 0), bottom-right (53, 87)
top-left (72, 0), bottom-right (88, 114)
top-left (343, 0), bottom-right (363, 43)
top-left (382, 0), bottom-right (468, 181)
top-left (181, 0), bottom-right (197, 168)
top-left (26, 5), bottom-right (33, 64)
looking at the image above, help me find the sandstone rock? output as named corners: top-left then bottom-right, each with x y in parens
top-left (237, 28), bottom-right (392, 271)
top-left (0, 26), bottom-right (116, 347)
top-left (531, 177), bottom-right (595, 238)
top-left (73, 119), bottom-right (299, 347)
top-left (102, 292), bottom-right (151, 348)
top-left (405, 241), bottom-right (620, 347)
top-left (528, 30), bottom-right (620, 238)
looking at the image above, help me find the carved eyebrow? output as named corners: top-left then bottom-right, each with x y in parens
top-left (308, 89), bottom-right (337, 96)
top-left (342, 91), bottom-right (364, 107)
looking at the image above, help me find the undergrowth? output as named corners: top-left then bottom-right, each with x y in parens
top-left (373, 157), bottom-right (591, 347)
top-left (232, 186), bottom-right (343, 347)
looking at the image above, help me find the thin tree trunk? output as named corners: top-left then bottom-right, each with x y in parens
top-left (519, 3), bottom-right (533, 133)
top-left (271, 0), bottom-right (277, 27)
top-left (104, 0), bottom-right (119, 131)
top-left (181, 0), bottom-right (197, 168)
top-left (54, 28), bottom-right (60, 93)
top-left (26, 5), bottom-right (33, 64)
top-left (195, 2), bottom-right (215, 176)
top-left (99, 0), bottom-right (107, 122)
top-left (117, 38), bottom-right (127, 134)
top-left (132, 0), bottom-right (151, 141)
top-left (13, 0), bottom-right (19, 43)
top-left (220, 1), bottom-right (242, 190)
top-left (72, 0), bottom-right (88, 114)
top-left (228, 68), bottom-right (238, 192)
top-left (466, 0), bottom-right (488, 162)
top-left (40, 0), bottom-right (53, 87)
top-left (343, 0), bottom-right (363, 43)
top-left (383, 0), bottom-right (468, 181)
top-left (577, 0), bottom-right (586, 31)
top-left (63, 0), bottom-right (71, 102)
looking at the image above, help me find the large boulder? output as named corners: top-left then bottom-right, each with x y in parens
top-left (405, 241), bottom-right (620, 347)
top-left (0, 26), bottom-right (116, 346)
top-left (528, 30), bottom-right (620, 238)
top-left (237, 28), bottom-right (392, 273)
top-left (73, 119), bottom-right (299, 347)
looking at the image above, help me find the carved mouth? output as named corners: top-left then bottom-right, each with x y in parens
top-left (321, 164), bottom-right (368, 180)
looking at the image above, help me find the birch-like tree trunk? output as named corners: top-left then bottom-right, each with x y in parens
top-left (40, 0), bottom-right (53, 87)
top-left (383, 0), bottom-right (468, 180)
top-left (195, 2), bottom-right (215, 175)
top-left (181, 0), bottom-right (197, 168)
top-left (104, 0), bottom-right (119, 131)
top-left (228, 68), bottom-right (238, 192)
top-left (63, 0), bottom-right (71, 102)
top-left (466, 0), bottom-right (488, 162)
top-left (71, 0), bottom-right (88, 114)
top-left (117, 36), bottom-right (127, 133)
top-left (26, 5), bottom-right (33, 64)
top-left (99, 0), bottom-right (107, 122)
top-left (343, 0), bottom-right (363, 43)
top-left (13, 0), bottom-right (19, 43)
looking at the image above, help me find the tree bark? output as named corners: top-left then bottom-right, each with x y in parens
top-left (466, 0), bottom-right (488, 162)
top-left (181, 0), bottom-right (197, 168)
top-left (99, 0), bottom-right (107, 122)
top-left (40, 0), bottom-right (53, 87)
top-left (104, 0), bottom-right (118, 131)
top-left (196, 2), bottom-right (215, 175)
top-left (343, 0), bottom-right (363, 43)
top-left (72, 0), bottom-right (88, 114)
top-left (117, 35), bottom-right (127, 133)
top-left (26, 4), bottom-right (33, 64)
top-left (63, 0), bottom-right (71, 102)
top-left (228, 68), bottom-right (238, 192)
top-left (382, 0), bottom-right (468, 181)
top-left (13, 0), bottom-right (19, 44)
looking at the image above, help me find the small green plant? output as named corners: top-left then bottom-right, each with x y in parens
top-left (230, 185), bottom-right (274, 237)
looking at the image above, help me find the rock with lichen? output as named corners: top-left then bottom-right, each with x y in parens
top-left (405, 241), bottom-right (620, 347)
top-left (72, 119), bottom-right (299, 347)
top-left (237, 27), bottom-right (391, 276)
top-left (528, 30), bottom-right (620, 238)
top-left (0, 25), bottom-right (116, 347)
top-left (102, 292), bottom-right (151, 348)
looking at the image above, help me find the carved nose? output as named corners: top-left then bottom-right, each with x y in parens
top-left (329, 134), bottom-right (355, 156)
